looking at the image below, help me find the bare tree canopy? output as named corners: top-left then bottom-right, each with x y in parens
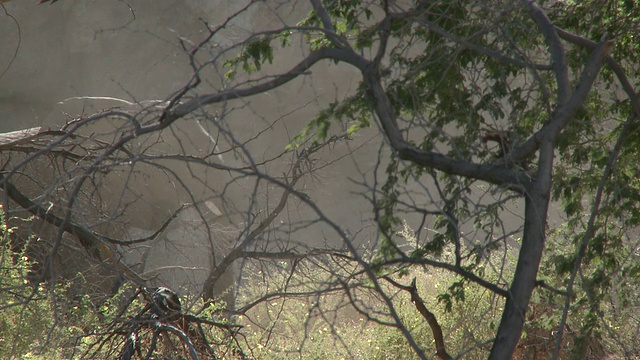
top-left (1, 0), bottom-right (639, 359)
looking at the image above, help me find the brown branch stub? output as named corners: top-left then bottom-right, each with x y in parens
top-left (482, 131), bottom-right (513, 158)
top-left (385, 277), bottom-right (453, 360)
top-left (407, 278), bottom-right (453, 360)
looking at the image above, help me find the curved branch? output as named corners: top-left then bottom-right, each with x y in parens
top-left (152, 321), bottom-right (200, 360)
top-left (241, 249), bottom-right (345, 261)
top-left (522, 0), bottom-right (570, 105)
top-left (309, 0), bottom-right (351, 49)
top-left (506, 35), bottom-right (613, 166)
top-left (0, 174), bottom-right (146, 286)
top-left (381, 257), bottom-right (508, 297)
top-left (411, 16), bottom-right (552, 70)
top-left (555, 26), bottom-right (640, 116)
top-left (361, 59), bottom-right (532, 190)
top-left (552, 111), bottom-right (637, 359)
top-left (384, 277), bottom-right (453, 360)
top-left (157, 47), bottom-right (367, 127)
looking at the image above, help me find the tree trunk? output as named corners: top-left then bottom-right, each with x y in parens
top-left (488, 142), bottom-right (554, 359)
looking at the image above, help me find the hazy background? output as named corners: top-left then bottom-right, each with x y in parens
top-left (0, 0), bottom-right (388, 299)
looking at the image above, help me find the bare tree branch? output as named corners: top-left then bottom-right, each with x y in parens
top-left (555, 26), bottom-right (640, 116)
top-left (552, 111), bottom-right (638, 360)
top-left (522, 0), bottom-right (570, 105)
top-left (384, 276), bottom-right (453, 360)
top-left (0, 173), bottom-right (146, 285)
top-left (506, 35), bottom-right (614, 166)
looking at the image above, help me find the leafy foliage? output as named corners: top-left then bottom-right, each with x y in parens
top-left (284, 0), bottom-right (640, 358)
top-left (2, 0), bottom-right (640, 358)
